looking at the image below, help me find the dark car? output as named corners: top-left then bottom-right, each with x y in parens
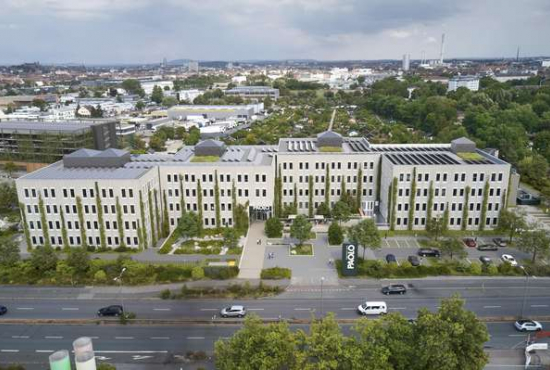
top-left (97, 305), bottom-right (124, 317)
top-left (479, 256), bottom-right (492, 265)
top-left (477, 244), bottom-right (498, 251)
top-left (418, 248), bottom-right (441, 257)
top-left (0, 305), bottom-right (7, 315)
top-left (408, 255), bottom-right (421, 267)
top-left (381, 284), bottom-right (407, 295)
top-left (463, 238), bottom-right (477, 248)
top-left (386, 254), bottom-right (397, 264)
top-left (493, 238), bottom-right (507, 247)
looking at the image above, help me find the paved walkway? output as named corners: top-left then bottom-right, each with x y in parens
top-left (237, 221), bottom-right (266, 279)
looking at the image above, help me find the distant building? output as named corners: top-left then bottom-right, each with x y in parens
top-left (188, 61), bottom-right (199, 73)
top-left (448, 76), bottom-right (480, 92)
top-left (167, 103), bottom-right (263, 121)
top-left (0, 120), bottom-right (118, 164)
top-left (541, 60), bottom-right (550, 68)
top-left (224, 86), bottom-right (279, 100)
top-left (402, 54), bottom-right (410, 71)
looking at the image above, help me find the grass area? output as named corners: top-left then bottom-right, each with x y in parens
top-left (319, 146), bottom-right (343, 153)
top-left (174, 239), bottom-right (225, 255)
top-left (261, 267), bottom-right (292, 280)
top-left (456, 152), bottom-right (484, 161)
top-left (160, 282), bottom-right (283, 299)
top-left (191, 155), bottom-right (219, 163)
top-left (290, 244), bottom-right (313, 256)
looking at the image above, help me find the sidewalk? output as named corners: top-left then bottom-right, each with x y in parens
top-left (237, 221), bottom-right (266, 279)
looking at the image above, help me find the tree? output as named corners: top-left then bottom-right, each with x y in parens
top-left (332, 200), bottom-right (351, 224)
top-left (315, 202), bottom-right (330, 217)
top-left (223, 226), bottom-right (240, 250)
top-left (265, 217), bottom-right (283, 238)
top-left (66, 247), bottom-right (90, 276)
top-left (0, 238), bottom-right (20, 267)
top-left (498, 209), bottom-right (526, 242)
top-left (518, 154), bottom-right (549, 187)
top-left (517, 226), bottom-right (550, 264)
top-left (151, 85), bottom-right (164, 104)
top-left (328, 221), bottom-right (344, 245)
top-left (177, 211), bottom-right (199, 239)
top-left (290, 215), bottom-right (312, 246)
top-left (149, 135), bottom-right (166, 152)
top-left (427, 215), bottom-right (446, 241)
top-left (439, 238), bottom-right (467, 260)
top-left (30, 246), bottom-right (58, 273)
top-left (121, 79), bottom-right (145, 97)
top-left (162, 96), bottom-right (178, 107)
top-left (0, 183), bottom-right (17, 212)
top-left (135, 100), bottom-right (145, 110)
top-left (215, 315), bottom-right (297, 370)
top-left (3, 162), bottom-right (17, 178)
top-left (349, 219), bottom-right (381, 260)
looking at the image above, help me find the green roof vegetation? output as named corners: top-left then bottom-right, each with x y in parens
top-left (191, 155), bottom-right (220, 163)
top-left (319, 146), bottom-right (343, 153)
top-left (457, 152), bottom-right (483, 161)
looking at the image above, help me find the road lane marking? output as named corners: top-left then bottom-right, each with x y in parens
top-left (1, 350), bottom-right (19, 353)
top-left (36, 350), bottom-right (55, 353)
top-left (11, 336), bottom-right (29, 339)
top-left (16, 307), bottom-right (34, 310)
top-left (45, 336), bottom-right (63, 339)
top-left (61, 308), bottom-right (79, 311)
top-left (508, 334), bottom-right (526, 337)
top-left (115, 337), bottom-right (134, 340)
top-left (294, 308), bottom-right (312, 311)
top-left (153, 308), bottom-right (171, 311)
top-left (531, 305), bottom-right (549, 308)
top-left (200, 308), bottom-right (218, 311)
top-left (248, 308), bottom-right (264, 311)
top-left (389, 307), bottom-right (407, 310)
top-left (483, 306), bottom-right (502, 308)
top-left (187, 337), bottom-right (205, 340)
top-left (151, 337), bottom-right (170, 340)
top-left (89, 336), bottom-right (99, 339)
top-left (340, 308), bottom-right (356, 310)
top-left (95, 351), bottom-right (168, 354)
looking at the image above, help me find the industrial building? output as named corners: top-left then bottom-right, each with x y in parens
top-left (224, 86), bottom-right (279, 100)
top-left (16, 133), bottom-right (515, 249)
top-left (167, 104), bottom-right (264, 121)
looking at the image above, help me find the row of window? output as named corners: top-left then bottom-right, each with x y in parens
top-left (282, 161), bottom-right (375, 171)
top-left (27, 203), bottom-right (138, 216)
top-left (282, 175), bottom-right (375, 184)
top-left (396, 217), bottom-right (499, 227)
top-left (397, 187), bottom-right (503, 198)
top-left (396, 202), bottom-right (501, 213)
top-left (23, 187), bottom-right (137, 200)
top-left (30, 235), bottom-right (139, 248)
top-left (398, 172), bottom-right (504, 183)
top-left (174, 173), bottom-right (267, 184)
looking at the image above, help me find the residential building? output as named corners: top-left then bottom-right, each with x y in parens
top-left (16, 134), bottom-right (514, 249)
top-left (448, 75), bottom-right (480, 92)
top-left (224, 86), bottom-right (279, 100)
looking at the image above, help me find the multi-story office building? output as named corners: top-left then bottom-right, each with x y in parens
top-left (448, 75), bottom-right (480, 92)
top-left (16, 133), bottom-right (514, 249)
top-left (224, 86), bottom-right (280, 100)
top-left (0, 120), bottom-right (118, 164)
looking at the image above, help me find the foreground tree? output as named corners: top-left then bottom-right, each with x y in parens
top-left (30, 246), bottom-right (58, 273)
top-left (426, 215), bottom-right (446, 241)
top-left (332, 201), bottom-right (351, 224)
top-left (290, 215), bottom-right (312, 246)
top-left (265, 217), bottom-right (283, 238)
top-left (66, 247), bottom-right (90, 276)
top-left (328, 221), bottom-right (344, 245)
top-left (439, 238), bottom-right (467, 260)
top-left (0, 238), bottom-right (20, 267)
top-left (349, 219), bottom-right (381, 259)
top-left (517, 226), bottom-right (550, 263)
top-left (498, 209), bottom-right (526, 242)
top-left (177, 211), bottom-right (199, 239)
top-left (222, 226), bottom-right (239, 250)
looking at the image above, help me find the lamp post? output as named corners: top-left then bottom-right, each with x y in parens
top-left (320, 277), bottom-right (325, 318)
top-left (519, 266), bottom-right (529, 319)
top-left (114, 267), bottom-right (127, 316)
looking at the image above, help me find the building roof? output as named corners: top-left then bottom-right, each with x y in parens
top-left (451, 137), bottom-right (475, 145)
top-left (0, 120), bottom-right (114, 134)
top-left (20, 161), bottom-right (149, 180)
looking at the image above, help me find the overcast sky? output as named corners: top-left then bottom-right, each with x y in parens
top-left (1, 0), bottom-right (549, 64)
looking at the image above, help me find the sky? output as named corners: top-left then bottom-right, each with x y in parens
top-left (0, 0), bottom-right (549, 64)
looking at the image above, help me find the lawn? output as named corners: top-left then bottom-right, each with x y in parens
top-left (191, 155), bottom-right (219, 163)
top-left (174, 239), bottom-right (225, 255)
top-left (290, 244), bottom-right (313, 256)
top-left (457, 152), bottom-right (484, 161)
top-left (319, 146), bottom-right (343, 153)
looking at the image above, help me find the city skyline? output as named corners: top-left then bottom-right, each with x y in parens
top-left (1, 0), bottom-right (549, 64)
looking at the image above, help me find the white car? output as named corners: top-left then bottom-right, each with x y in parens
top-left (515, 319), bottom-right (542, 332)
top-left (220, 305), bottom-right (246, 318)
top-left (357, 301), bottom-right (387, 315)
top-left (501, 254), bottom-right (518, 266)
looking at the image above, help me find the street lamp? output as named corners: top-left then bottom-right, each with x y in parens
top-left (320, 277), bottom-right (325, 318)
top-left (114, 267), bottom-right (127, 316)
top-left (519, 266), bottom-right (530, 319)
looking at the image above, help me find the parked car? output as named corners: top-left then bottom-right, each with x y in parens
top-left (463, 238), bottom-right (477, 248)
top-left (501, 254), bottom-right (518, 266)
top-left (220, 305), bottom-right (247, 318)
top-left (385, 254), bottom-right (397, 264)
top-left (479, 256), bottom-right (492, 265)
top-left (493, 238), bottom-right (507, 247)
top-left (0, 305), bottom-right (7, 316)
top-left (357, 301), bottom-right (387, 315)
top-left (381, 284), bottom-right (407, 295)
top-left (477, 244), bottom-right (498, 251)
top-left (418, 248), bottom-right (441, 257)
top-left (97, 305), bottom-right (123, 317)
top-left (408, 255), bottom-right (421, 267)
top-left (515, 319), bottom-right (542, 332)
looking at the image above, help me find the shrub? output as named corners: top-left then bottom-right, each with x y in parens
top-left (486, 264), bottom-right (498, 275)
top-left (328, 222), bottom-right (344, 245)
top-left (468, 262), bottom-right (482, 275)
top-left (203, 266), bottom-right (239, 280)
top-left (160, 289), bottom-right (172, 299)
top-left (265, 217), bottom-right (283, 238)
top-left (158, 242), bottom-right (172, 254)
top-left (192, 266), bottom-right (205, 280)
top-left (87, 245), bottom-right (96, 252)
top-left (261, 267), bottom-right (291, 280)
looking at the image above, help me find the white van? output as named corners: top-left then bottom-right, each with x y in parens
top-left (357, 301), bottom-right (387, 316)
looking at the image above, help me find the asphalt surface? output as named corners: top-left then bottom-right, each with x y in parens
top-left (0, 322), bottom-right (547, 369)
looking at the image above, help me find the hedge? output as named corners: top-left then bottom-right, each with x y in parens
top-left (261, 267), bottom-right (292, 280)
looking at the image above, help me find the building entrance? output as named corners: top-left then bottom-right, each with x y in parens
top-left (250, 206), bottom-right (272, 221)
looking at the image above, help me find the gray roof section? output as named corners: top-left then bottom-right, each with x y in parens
top-left (20, 161), bottom-right (149, 180)
top-left (66, 148), bottom-right (101, 158)
top-left (0, 120), bottom-right (115, 134)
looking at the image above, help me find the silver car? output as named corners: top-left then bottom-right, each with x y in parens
top-left (220, 305), bottom-right (246, 318)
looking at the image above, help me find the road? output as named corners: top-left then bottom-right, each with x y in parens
top-left (0, 277), bottom-right (548, 321)
top-left (0, 322), bottom-right (546, 369)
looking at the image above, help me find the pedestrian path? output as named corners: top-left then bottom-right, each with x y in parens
top-left (237, 222), bottom-right (266, 279)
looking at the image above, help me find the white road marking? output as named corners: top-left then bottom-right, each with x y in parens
top-left (200, 308), bottom-right (218, 311)
top-left (45, 336), bottom-right (63, 339)
top-left (89, 336), bottom-right (100, 339)
top-left (133, 355), bottom-right (153, 360)
top-left (508, 334), bottom-right (526, 337)
top-left (95, 351), bottom-right (168, 354)
top-left (531, 305), bottom-right (549, 308)
top-left (16, 307), bottom-right (34, 310)
top-left (294, 308), bottom-right (312, 311)
top-left (187, 337), bottom-right (205, 340)
top-left (115, 337), bottom-right (134, 340)
top-left (95, 356), bottom-right (112, 361)
top-left (389, 307), bottom-right (407, 310)
top-left (483, 305), bottom-right (502, 308)
top-left (153, 308), bottom-right (171, 311)
top-left (61, 308), bottom-right (79, 311)
top-left (151, 337), bottom-right (170, 340)
top-left (36, 350), bottom-right (54, 353)
top-left (1, 349), bottom-right (19, 353)
top-left (11, 336), bottom-right (29, 339)
top-left (340, 308), bottom-right (356, 311)
top-left (248, 308), bottom-right (264, 311)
